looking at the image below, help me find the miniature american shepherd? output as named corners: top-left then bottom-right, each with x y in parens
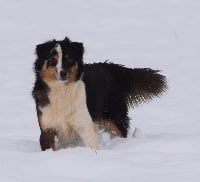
top-left (32, 37), bottom-right (167, 151)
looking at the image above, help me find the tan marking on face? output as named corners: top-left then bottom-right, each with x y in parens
top-left (42, 61), bottom-right (57, 82)
top-left (104, 120), bottom-right (123, 137)
top-left (66, 62), bottom-right (78, 84)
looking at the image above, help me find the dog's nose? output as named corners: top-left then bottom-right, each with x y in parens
top-left (60, 70), bottom-right (67, 78)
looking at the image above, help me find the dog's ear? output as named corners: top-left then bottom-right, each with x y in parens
top-left (70, 42), bottom-right (84, 61)
top-left (36, 40), bottom-right (57, 59)
top-left (62, 37), bottom-right (71, 44)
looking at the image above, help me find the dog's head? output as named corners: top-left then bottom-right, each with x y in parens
top-left (34, 37), bottom-right (84, 84)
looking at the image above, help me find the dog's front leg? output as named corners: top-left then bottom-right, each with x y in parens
top-left (40, 129), bottom-right (56, 151)
top-left (36, 109), bottom-right (56, 151)
top-left (77, 123), bottom-right (99, 150)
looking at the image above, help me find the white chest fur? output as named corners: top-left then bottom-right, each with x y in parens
top-left (41, 80), bottom-right (88, 136)
top-left (40, 80), bottom-right (99, 149)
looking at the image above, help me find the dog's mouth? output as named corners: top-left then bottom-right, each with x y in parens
top-left (59, 76), bottom-right (69, 83)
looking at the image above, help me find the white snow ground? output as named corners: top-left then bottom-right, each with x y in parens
top-left (0, 0), bottom-right (200, 181)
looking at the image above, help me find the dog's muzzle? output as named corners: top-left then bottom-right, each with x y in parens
top-left (59, 70), bottom-right (69, 82)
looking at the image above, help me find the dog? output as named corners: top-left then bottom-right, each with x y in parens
top-left (32, 37), bottom-right (167, 151)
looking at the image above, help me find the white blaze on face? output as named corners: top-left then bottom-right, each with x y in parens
top-left (55, 43), bottom-right (63, 80)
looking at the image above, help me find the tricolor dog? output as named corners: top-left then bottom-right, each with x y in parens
top-left (32, 37), bottom-right (167, 151)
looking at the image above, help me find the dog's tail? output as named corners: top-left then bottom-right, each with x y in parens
top-left (105, 62), bottom-right (168, 107)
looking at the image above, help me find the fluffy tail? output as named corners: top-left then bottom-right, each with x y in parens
top-left (105, 62), bottom-right (168, 106)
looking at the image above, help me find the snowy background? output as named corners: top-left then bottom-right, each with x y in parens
top-left (0, 0), bottom-right (200, 181)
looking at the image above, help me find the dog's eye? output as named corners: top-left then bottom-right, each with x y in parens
top-left (67, 58), bottom-right (75, 66)
top-left (48, 58), bottom-right (57, 67)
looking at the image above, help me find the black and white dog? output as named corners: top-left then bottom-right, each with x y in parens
top-left (32, 37), bottom-right (167, 151)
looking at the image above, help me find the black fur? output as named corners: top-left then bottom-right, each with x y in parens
top-left (83, 62), bottom-right (167, 137)
top-left (32, 37), bottom-right (167, 148)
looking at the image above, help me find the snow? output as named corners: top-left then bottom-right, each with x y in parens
top-left (0, 0), bottom-right (200, 181)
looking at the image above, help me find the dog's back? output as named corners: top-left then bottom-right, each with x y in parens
top-left (83, 62), bottom-right (167, 137)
